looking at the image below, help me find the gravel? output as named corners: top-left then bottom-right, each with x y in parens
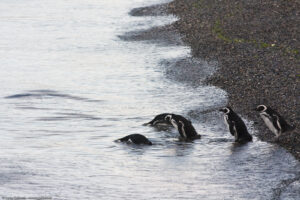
top-left (128, 0), bottom-right (300, 159)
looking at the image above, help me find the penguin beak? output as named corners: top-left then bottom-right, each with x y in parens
top-left (219, 108), bottom-right (225, 112)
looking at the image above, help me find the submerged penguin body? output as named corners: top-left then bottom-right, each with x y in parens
top-left (117, 134), bottom-right (152, 145)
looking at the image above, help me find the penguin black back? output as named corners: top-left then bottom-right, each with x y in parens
top-left (220, 107), bottom-right (252, 143)
top-left (117, 134), bottom-right (152, 145)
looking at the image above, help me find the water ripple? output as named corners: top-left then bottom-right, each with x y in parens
top-left (5, 90), bottom-right (103, 103)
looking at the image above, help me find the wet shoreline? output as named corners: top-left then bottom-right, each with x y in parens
top-left (128, 0), bottom-right (300, 160)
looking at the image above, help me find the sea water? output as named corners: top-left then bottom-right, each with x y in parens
top-left (0, 0), bottom-right (299, 199)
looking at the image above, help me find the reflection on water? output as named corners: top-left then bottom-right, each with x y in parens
top-left (0, 0), bottom-right (299, 199)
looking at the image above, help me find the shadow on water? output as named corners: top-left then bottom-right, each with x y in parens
top-left (160, 57), bottom-right (217, 86)
top-left (229, 142), bottom-right (252, 153)
top-left (208, 138), bottom-right (234, 143)
top-left (117, 142), bottom-right (153, 156)
top-left (118, 24), bottom-right (184, 46)
top-left (129, 3), bottom-right (169, 17)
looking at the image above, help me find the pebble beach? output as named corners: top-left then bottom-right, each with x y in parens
top-left (131, 0), bottom-right (300, 159)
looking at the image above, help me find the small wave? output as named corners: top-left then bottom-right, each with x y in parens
top-left (36, 116), bottom-right (74, 121)
top-left (29, 89), bottom-right (57, 93)
top-left (55, 112), bottom-right (102, 120)
top-left (5, 93), bottom-right (37, 98)
top-left (5, 90), bottom-right (102, 102)
top-left (16, 106), bottom-right (52, 110)
top-left (36, 113), bottom-right (102, 121)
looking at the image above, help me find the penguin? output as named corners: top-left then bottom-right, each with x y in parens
top-left (164, 114), bottom-right (201, 140)
top-left (116, 134), bottom-right (152, 145)
top-left (219, 107), bottom-right (252, 143)
top-left (255, 105), bottom-right (295, 138)
top-left (143, 113), bottom-right (174, 126)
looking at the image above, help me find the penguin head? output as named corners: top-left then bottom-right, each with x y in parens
top-left (164, 114), bottom-right (172, 122)
top-left (255, 105), bottom-right (267, 112)
top-left (219, 107), bottom-right (232, 114)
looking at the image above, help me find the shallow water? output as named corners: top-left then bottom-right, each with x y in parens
top-left (0, 0), bottom-right (299, 199)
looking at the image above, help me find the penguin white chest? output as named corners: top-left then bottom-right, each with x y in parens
top-left (180, 123), bottom-right (187, 138)
top-left (260, 113), bottom-right (279, 136)
top-left (232, 124), bottom-right (238, 141)
top-left (224, 115), bottom-right (230, 130)
top-left (170, 119), bottom-right (179, 130)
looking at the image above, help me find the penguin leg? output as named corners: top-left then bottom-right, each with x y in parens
top-left (273, 135), bottom-right (280, 143)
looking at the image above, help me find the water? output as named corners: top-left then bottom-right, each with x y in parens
top-left (0, 0), bottom-right (299, 199)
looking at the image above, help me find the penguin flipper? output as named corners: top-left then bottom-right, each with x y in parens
top-left (271, 114), bottom-right (282, 132)
top-left (277, 115), bottom-right (295, 132)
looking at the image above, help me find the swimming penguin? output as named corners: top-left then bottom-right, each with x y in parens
top-left (255, 105), bottom-right (295, 138)
top-left (165, 114), bottom-right (201, 140)
top-left (219, 107), bottom-right (252, 143)
top-left (143, 113), bottom-right (174, 126)
top-left (116, 134), bottom-right (152, 145)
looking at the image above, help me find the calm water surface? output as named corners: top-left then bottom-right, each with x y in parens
top-left (0, 0), bottom-right (299, 199)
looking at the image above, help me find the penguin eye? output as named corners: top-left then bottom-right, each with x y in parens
top-left (256, 105), bottom-right (266, 112)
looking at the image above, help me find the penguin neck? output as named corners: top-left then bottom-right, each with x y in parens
top-left (170, 119), bottom-right (178, 130)
top-left (233, 125), bottom-right (238, 141)
top-left (180, 122), bottom-right (187, 138)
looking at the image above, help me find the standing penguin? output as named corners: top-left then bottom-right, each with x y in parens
top-left (255, 105), bottom-right (295, 138)
top-left (165, 114), bottom-right (201, 140)
top-left (219, 107), bottom-right (252, 143)
top-left (116, 134), bottom-right (152, 145)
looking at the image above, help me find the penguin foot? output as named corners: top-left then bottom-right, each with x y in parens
top-left (273, 136), bottom-right (280, 143)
